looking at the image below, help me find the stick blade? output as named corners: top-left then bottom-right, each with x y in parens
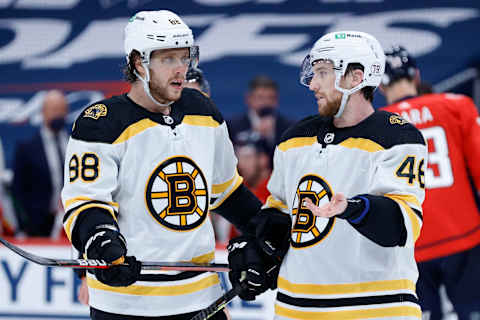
top-left (0, 237), bottom-right (56, 266)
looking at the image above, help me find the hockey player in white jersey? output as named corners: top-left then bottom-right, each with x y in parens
top-left (61, 10), bottom-right (277, 319)
top-left (230, 31), bottom-right (428, 319)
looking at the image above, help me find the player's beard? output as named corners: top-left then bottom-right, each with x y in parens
top-left (149, 80), bottom-right (182, 104)
top-left (317, 92), bottom-right (342, 117)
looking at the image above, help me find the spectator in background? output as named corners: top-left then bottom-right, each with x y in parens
top-left (12, 90), bottom-right (69, 236)
top-left (380, 46), bottom-right (480, 320)
top-left (184, 66), bottom-right (211, 96)
top-left (227, 75), bottom-right (294, 165)
top-left (417, 81), bottom-right (434, 95)
top-left (227, 135), bottom-right (272, 239)
top-left (235, 135), bottom-right (271, 203)
top-left (0, 137), bottom-right (16, 236)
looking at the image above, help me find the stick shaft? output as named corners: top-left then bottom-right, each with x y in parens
top-left (0, 237), bottom-right (229, 272)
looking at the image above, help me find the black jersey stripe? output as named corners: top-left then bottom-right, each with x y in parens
top-left (63, 200), bottom-right (119, 223)
top-left (277, 292), bottom-right (418, 308)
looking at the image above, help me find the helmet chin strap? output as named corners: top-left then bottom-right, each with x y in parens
top-left (333, 73), bottom-right (366, 118)
top-left (134, 62), bottom-right (174, 108)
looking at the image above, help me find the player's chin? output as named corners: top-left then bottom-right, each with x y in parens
top-left (167, 88), bottom-right (183, 101)
top-left (317, 102), bottom-right (330, 116)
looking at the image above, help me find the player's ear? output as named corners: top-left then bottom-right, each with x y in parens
top-left (351, 69), bottom-right (364, 87)
top-left (134, 56), bottom-right (146, 78)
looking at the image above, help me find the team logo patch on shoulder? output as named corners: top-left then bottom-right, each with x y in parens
top-left (145, 156), bottom-right (209, 231)
top-left (291, 174), bottom-right (335, 249)
top-left (84, 104), bottom-right (107, 120)
top-left (389, 114), bottom-right (408, 125)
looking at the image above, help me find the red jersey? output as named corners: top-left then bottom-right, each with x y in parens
top-left (382, 93), bottom-right (480, 262)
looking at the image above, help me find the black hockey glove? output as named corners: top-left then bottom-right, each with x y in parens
top-left (249, 208), bottom-right (291, 289)
top-left (250, 208), bottom-right (291, 263)
top-left (84, 225), bottom-right (141, 287)
top-left (227, 236), bottom-right (270, 301)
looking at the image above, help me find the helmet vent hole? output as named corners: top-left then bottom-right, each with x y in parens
top-left (153, 20), bottom-right (158, 23)
top-left (175, 41), bottom-right (179, 45)
top-left (146, 34), bottom-right (154, 40)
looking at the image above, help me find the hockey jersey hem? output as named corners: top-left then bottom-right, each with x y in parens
top-left (274, 301), bottom-right (421, 319)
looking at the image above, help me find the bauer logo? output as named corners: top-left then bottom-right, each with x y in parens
top-left (77, 259), bottom-right (107, 266)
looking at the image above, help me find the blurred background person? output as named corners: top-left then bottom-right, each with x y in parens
top-left (227, 75), bottom-right (295, 165)
top-left (235, 134), bottom-right (271, 203)
top-left (184, 65), bottom-right (211, 96)
top-left (225, 134), bottom-right (272, 239)
top-left (0, 137), bottom-right (16, 236)
top-left (417, 81), bottom-right (434, 95)
top-left (12, 90), bottom-right (69, 237)
top-left (380, 46), bottom-right (480, 320)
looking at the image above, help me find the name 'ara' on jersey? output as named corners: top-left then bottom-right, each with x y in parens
top-left (61, 88), bottom-right (243, 316)
top-left (264, 111), bottom-right (427, 320)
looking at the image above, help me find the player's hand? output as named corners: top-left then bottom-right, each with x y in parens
top-left (304, 193), bottom-right (347, 218)
top-left (84, 227), bottom-right (141, 287)
top-left (227, 236), bottom-right (269, 301)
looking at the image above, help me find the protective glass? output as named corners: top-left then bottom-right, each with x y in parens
top-left (299, 54), bottom-right (313, 87)
top-left (189, 45), bottom-right (199, 69)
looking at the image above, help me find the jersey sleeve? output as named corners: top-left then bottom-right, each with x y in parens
top-left (61, 122), bottom-right (120, 246)
top-left (263, 147), bottom-right (289, 214)
top-left (209, 122), bottom-right (244, 209)
top-left (369, 141), bottom-right (427, 248)
top-left (456, 95), bottom-right (480, 189)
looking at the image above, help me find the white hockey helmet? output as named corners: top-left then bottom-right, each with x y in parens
top-left (125, 10), bottom-right (198, 66)
top-left (300, 31), bottom-right (385, 117)
top-left (124, 10), bottom-right (199, 107)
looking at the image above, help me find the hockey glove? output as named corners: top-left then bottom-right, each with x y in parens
top-left (249, 209), bottom-right (291, 289)
top-left (84, 225), bottom-right (141, 287)
top-left (227, 236), bottom-right (269, 301)
top-left (250, 208), bottom-right (291, 262)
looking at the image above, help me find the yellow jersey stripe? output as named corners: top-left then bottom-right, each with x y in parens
top-left (384, 193), bottom-right (422, 210)
top-left (275, 304), bottom-right (421, 320)
top-left (64, 203), bottom-right (117, 241)
top-left (338, 138), bottom-right (384, 152)
top-left (277, 277), bottom-right (416, 295)
top-left (87, 274), bottom-right (220, 296)
top-left (266, 195), bottom-right (288, 210)
top-left (182, 115), bottom-right (220, 127)
top-left (64, 196), bottom-right (119, 210)
top-left (385, 195), bottom-right (422, 242)
top-left (212, 170), bottom-right (240, 194)
top-left (113, 119), bottom-right (158, 144)
top-left (278, 137), bottom-right (317, 152)
top-left (190, 251), bottom-right (215, 264)
top-left (210, 175), bottom-right (243, 210)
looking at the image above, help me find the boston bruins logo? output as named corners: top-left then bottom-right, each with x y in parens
top-left (291, 174), bottom-right (335, 249)
top-left (145, 156), bottom-right (208, 231)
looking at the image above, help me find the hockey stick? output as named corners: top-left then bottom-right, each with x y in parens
top-left (0, 237), bottom-right (229, 272)
top-left (190, 283), bottom-right (244, 320)
top-left (190, 265), bottom-right (278, 320)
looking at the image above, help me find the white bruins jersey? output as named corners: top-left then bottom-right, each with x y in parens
top-left (61, 89), bottom-right (242, 316)
top-left (265, 111), bottom-right (427, 320)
